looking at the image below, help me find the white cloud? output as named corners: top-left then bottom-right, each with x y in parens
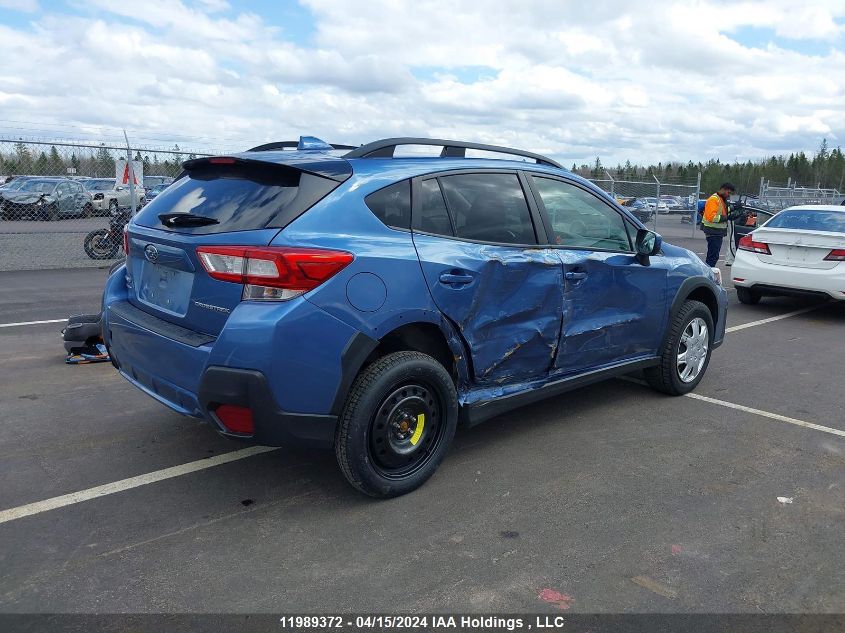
top-left (0, 0), bottom-right (843, 167)
top-left (0, 0), bottom-right (38, 11)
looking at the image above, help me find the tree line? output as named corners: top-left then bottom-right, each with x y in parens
top-left (575, 139), bottom-right (845, 195)
top-left (0, 142), bottom-right (198, 179)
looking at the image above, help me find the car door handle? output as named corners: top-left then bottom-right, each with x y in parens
top-left (564, 271), bottom-right (587, 281)
top-left (439, 273), bottom-right (474, 285)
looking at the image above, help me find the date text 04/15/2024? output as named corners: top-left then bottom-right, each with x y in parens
top-left (278, 615), bottom-right (570, 630)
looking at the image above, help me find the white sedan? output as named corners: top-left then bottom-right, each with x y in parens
top-left (731, 205), bottom-right (845, 304)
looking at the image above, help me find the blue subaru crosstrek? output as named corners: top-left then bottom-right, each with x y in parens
top-left (102, 137), bottom-right (727, 497)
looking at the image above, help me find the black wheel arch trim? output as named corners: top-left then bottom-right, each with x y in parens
top-left (664, 277), bottom-right (722, 350)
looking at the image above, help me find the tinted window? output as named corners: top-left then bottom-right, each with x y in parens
top-left (414, 178), bottom-right (454, 236)
top-left (532, 177), bottom-right (631, 251)
top-left (134, 164), bottom-right (339, 234)
top-left (763, 210), bottom-right (845, 233)
top-left (438, 173), bottom-right (536, 244)
top-left (365, 180), bottom-right (411, 229)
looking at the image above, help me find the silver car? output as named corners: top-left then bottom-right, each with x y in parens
top-left (83, 178), bottom-right (146, 215)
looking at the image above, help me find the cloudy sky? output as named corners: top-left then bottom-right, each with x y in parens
top-left (1, 0), bottom-right (844, 165)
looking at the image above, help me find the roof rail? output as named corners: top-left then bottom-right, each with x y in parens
top-left (343, 137), bottom-right (563, 169)
top-left (247, 140), bottom-right (358, 152)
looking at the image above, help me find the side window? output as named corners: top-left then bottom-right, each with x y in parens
top-left (438, 173), bottom-right (537, 245)
top-left (413, 178), bottom-right (454, 236)
top-left (532, 177), bottom-right (631, 251)
top-left (56, 184), bottom-right (67, 197)
top-left (364, 180), bottom-right (411, 230)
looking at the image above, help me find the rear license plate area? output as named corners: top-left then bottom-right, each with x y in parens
top-left (137, 261), bottom-right (194, 316)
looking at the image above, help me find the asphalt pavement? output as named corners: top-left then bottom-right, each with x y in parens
top-left (0, 249), bottom-right (843, 616)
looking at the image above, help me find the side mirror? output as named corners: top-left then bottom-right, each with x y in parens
top-left (116, 185), bottom-right (125, 191)
top-left (635, 229), bottom-right (662, 265)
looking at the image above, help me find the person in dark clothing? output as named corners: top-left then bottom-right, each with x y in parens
top-left (701, 182), bottom-right (736, 267)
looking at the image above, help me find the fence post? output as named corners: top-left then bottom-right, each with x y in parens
top-left (692, 172), bottom-right (701, 239)
top-left (652, 175), bottom-right (660, 232)
top-left (605, 170), bottom-right (615, 197)
top-left (123, 130), bottom-right (137, 216)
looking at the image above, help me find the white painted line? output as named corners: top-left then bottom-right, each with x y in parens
top-left (0, 318), bottom-right (67, 329)
top-left (0, 446), bottom-right (280, 525)
top-left (684, 392), bottom-right (845, 438)
top-left (619, 376), bottom-right (845, 439)
top-left (725, 305), bottom-right (819, 333)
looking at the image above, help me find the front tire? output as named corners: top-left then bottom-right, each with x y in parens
top-left (335, 351), bottom-right (458, 498)
top-left (645, 300), bottom-right (714, 396)
top-left (736, 286), bottom-right (761, 305)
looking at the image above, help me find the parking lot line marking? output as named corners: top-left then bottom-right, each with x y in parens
top-left (0, 318), bottom-right (68, 329)
top-left (725, 305), bottom-right (819, 333)
top-left (0, 446), bottom-right (280, 525)
top-left (683, 393), bottom-right (845, 438)
top-left (618, 377), bottom-right (845, 438)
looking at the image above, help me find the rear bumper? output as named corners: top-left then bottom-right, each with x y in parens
top-left (198, 367), bottom-right (336, 448)
top-left (102, 268), bottom-right (365, 449)
top-left (732, 254), bottom-right (845, 300)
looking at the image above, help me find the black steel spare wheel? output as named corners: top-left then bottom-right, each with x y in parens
top-left (335, 351), bottom-right (458, 498)
top-left (370, 382), bottom-right (443, 478)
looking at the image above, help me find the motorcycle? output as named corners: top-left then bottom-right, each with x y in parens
top-left (83, 207), bottom-right (131, 259)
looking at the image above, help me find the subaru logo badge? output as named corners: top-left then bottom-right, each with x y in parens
top-left (144, 244), bottom-right (159, 263)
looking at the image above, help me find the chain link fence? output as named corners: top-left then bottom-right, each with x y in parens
top-left (0, 139), bottom-right (213, 271)
top-left (757, 178), bottom-right (844, 211)
top-left (588, 172), bottom-right (703, 240)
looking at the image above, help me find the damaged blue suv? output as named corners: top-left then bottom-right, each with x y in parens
top-left (102, 137), bottom-right (727, 497)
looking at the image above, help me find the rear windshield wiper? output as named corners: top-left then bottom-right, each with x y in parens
top-left (158, 212), bottom-right (219, 227)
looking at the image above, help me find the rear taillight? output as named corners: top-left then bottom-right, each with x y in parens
top-left (823, 249), bottom-right (845, 261)
top-left (123, 226), bottom-right (130, 256)
top-left (738, 234), bottom-right (771, 255)
top-left (196, 246), bottom-right (353, 301)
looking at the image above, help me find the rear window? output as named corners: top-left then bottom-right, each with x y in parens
top-left (365, 180), bottom-right (411, 230)
top-left (134, 163), bottom-right (339, 234)
top-left (764, 210), bottom-right (845, 233)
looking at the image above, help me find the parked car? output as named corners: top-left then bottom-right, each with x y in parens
top-left (83, 178), bottom-right (145, 215)
top-left (0, 176), bottom-right (37, 192)
top-left (0, 177), bottom-right (93, 220)
top-left (642, 197), bottom-right (670, 213)
top-left (618, 197), bottom-right (655, 223)
top-left (143, 176), bottom-right (174, 189)
top-left (661, 195), bottom-right (686, 212)
top-left (731, 205), bottom-right (845, 304)
top-left (142, 183), bottom-right (169, 205)
top-left (102, 136), bottom-right (727, 497)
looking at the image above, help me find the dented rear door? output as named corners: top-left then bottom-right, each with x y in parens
top-left (411, 172), bottom-right (562, 385)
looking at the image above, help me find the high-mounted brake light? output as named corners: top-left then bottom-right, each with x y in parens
top-left (737, 234), bottom-right (771, 255)
top-left (196, 246), bottom-right (354, 301)
top-left (823, 248), bottom-right (845, 261)
top-left (208, 157), bottom-right (237, 164)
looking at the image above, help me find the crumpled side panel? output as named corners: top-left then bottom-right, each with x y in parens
top-left (555, 250), bottom-right (667, 373)
top-left (413, 234), bottom-right (563, 385)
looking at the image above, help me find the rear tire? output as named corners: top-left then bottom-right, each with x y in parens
top-left (83, 203), bottom-right (94, 218)
top-left (335, 351), bottom-right (458, 498)
top-left (736, 286), bottom-right (761, 305)
top-left (645, 300), bottom-right (714, 396)
top-left (84, 229), bottom-right (119, 259)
